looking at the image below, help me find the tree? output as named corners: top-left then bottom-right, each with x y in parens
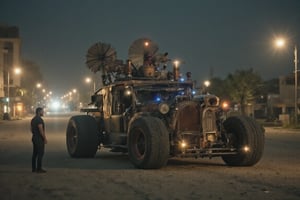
top-left (225, 68), bottom-right (262, 115)
top-left (209, 77), bottom-right (230, 100)
top-left (20, 60), bottom-right (44, 112)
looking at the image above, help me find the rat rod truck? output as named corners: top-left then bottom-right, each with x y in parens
top-left (66, 38), bottom-right (264, 169)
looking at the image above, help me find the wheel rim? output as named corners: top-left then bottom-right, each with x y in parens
top-left (67, 125), bottom-right (78, 153)
top-left (132, 129), bottom-right (146, 159)
top-left (227, 132), bottom-right (238, 148)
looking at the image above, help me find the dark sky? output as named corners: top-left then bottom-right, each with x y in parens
top-left (1, 0), bottom-right (300, 96)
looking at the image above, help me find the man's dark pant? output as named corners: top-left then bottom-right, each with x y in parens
top-left (32, 135), bottom-right (45, 171)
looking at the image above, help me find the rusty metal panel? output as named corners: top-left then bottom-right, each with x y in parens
top-left (177, 101), bottom-right (201, 132)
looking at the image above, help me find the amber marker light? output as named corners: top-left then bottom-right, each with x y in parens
top-left (222, 101), bottom-right (229, 110)
top-left (243, 146), bottom-right (250, 153)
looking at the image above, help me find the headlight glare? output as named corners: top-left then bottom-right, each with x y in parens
top-left (159, 103), bottom-right (170, 114)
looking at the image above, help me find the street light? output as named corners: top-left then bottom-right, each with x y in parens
top-left (33, 83), bottom-right (43, 107)
top-left (275, 38), bottom-right (285, 48)
top-left (203, 80), bottom-right (211, 94)
top-left (6, 67), bottom-right (22, 117)
top-left (274, 38), bottom-right (298, 124)
top-left (204, 80), bottom-right (211, 87)
top-left (85, 77), bottom-right (95, 92)
top-left (294, 45), bottom-right (298, 124)
top-left (36, 83), bottom-right (42, 88)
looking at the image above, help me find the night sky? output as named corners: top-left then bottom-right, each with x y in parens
top-left (1, 0), bottom-right (300, 96)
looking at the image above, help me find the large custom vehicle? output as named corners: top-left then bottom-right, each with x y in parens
top-left (66, 38), bottom-right (264, 169)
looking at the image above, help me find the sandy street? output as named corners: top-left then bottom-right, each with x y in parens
top-left (0, 113), bottom-right (300, 200)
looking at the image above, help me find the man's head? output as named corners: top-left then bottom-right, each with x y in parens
top-left (35, 107), bottom-right (44, 116)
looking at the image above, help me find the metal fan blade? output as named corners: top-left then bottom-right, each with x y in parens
top-left (86, 42), bottom-right (117, 73)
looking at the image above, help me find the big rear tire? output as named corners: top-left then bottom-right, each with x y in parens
top-left (222, 116), bottom-right (264, 166)
top-left (66, 115), bottom-right (99, 158)
top-left (128, 116), bottom-right (169, 169)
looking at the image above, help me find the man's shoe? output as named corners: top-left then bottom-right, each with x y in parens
top-left (36, 169), bottom-right (47, 173)
top-left (32, 169), bottom-right (36, 173)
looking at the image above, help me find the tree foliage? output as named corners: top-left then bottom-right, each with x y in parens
top-left (226, 68), bottom-right (262, 115)
top-left (209, 77), bottom-right (230, 100)
top-left (209, 68), bottom-right (263, 115)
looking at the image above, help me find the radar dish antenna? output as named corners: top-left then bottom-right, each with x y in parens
top-left (128, 38), bottom-right (159, 69)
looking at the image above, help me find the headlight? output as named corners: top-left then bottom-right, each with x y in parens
top-left (242, 145), bottom-right (250, 153)
top-left (159, 103), bottom-right (170, 114)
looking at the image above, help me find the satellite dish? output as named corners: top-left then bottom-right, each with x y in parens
top-left (86, 42), bottom-right (117, 73)
top-left (128, 38), bottom-right (159, 68)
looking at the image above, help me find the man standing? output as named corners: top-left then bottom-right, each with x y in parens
top-left (31, 107), bottom-right (47, 173)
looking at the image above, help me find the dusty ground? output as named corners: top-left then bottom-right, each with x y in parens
top-left (0, 115), bottom-right (299, 200)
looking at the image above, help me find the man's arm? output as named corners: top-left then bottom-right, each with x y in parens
top-left (38, 124), bottom-right (47, 144)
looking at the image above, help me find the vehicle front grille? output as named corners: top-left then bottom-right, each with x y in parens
top-left (176, 101), bottom-right (201, 132)
top-left (202, 108), bottom-right (217, 133)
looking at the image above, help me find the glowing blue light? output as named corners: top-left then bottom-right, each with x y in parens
top-left (180, 78), bottom-right (185, 82)
top-left (155, 97), bottom-right (161, 102)
top-left (192, 90), bottom-right (196, 95)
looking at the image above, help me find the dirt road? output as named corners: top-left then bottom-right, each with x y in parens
top-left (0, 114), bottom-right (299, 200)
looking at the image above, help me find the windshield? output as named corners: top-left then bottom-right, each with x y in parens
top-left (134, 84), bottom-right (193, 104)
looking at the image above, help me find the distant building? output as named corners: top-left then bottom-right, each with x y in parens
top-left (275, 74), bottom-right (299, 118)
top-left (264, 73), bottom-right (299, 122)
top-left (278, 74), bottom-right (299, 114)
top-left (0, 25), bottom-right (22, 118)
top-left (252, 72), bottom-right (300, 124)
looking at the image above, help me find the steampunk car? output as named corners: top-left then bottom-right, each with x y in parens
top-left (66, 38), bottom-right (264, 169)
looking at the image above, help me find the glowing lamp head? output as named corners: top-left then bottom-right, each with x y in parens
top-left (204, 80), bottom-right (210, 87)
top-left (275, 38), bottom-right (285, 48)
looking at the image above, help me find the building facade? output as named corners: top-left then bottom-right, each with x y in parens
top-left (266, 74), bottom-right (300, 123)
top-left (0, 25), bottom-right (22, 119)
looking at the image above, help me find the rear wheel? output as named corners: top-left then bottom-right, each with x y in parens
top-left (222, 116), bottom-right (264, 166)
top-left (66, 115), bottom-right (99, 158)
top-left (128, 116), bottom-right (169, 169)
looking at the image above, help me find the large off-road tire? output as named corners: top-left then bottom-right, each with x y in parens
top-left (222, 116), bottom-right (265, 166)
top-left (128, 116), bottom-right (169, 169)
top-left (66, 115), bottom-right (99, 158)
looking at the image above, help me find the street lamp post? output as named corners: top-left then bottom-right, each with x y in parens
top-left (294, 45), bottom-right (298, 124)
top-left (85, 77), bottom-right (95, 93)
top-left (274, 38), bottom-right (298, 125)
top-left (7, 70), bottom-right (10, 115)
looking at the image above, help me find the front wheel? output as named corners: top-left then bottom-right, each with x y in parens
top-left (66, 115), bottom-right (99, 158)
top-left (128, 116), bottom-right (170, 169)
top-left (222, 116), bottom-right (265, 166)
